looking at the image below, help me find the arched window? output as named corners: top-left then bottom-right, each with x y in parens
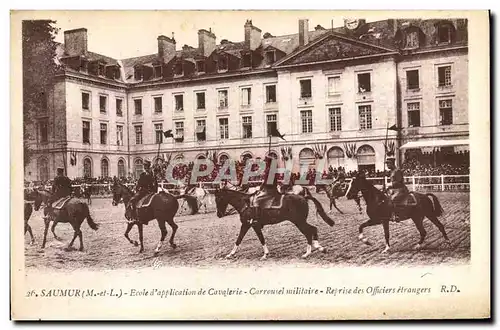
top-left (196, 154), bottom-right (206, 160)
top-left (219, 154), bottom-right (229, 164)
top-left (134, 158), bottom-right (143, 179)
top-left (299, 148), bottom-right (315, 168)
top-left (267, 151), bottom-right (278, 159)
top-left (436, 21), bottom-right (456, 44)
top-left (327, 147), bottom-right (345, 169)
top-left (38, 157), bottom-right (49, 182)
top-left (101, 158), bottom-right (109, 178)
top-left (241, 153), bottom-right (253, 164)
top-left (117, 159), bottom-right (126, 179)
top-left (357, 145), bottom-right (376, 172)
top-left (83, 157), bottom-right (92, 178)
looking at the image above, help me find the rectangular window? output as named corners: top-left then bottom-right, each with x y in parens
top-left (406, 70), bottom-right (420, 90)
top-left (174, 94), bottom-right (184, 112)
top-left (116, 125), bottom-right (123, 146)
top-left (153, 65), bottom-right (162, 78)
top-left (154, 96), bottom-right (163, 113)
top-left (265, 85), bottom-right (277, 103)
top-left (406, 31), bottom-right (419, 48)
top-left (100, 123), bottom-right (107, 144)
top-left (265, 51), bottom-right (275, 64)
top-left (196, 120), bottom-right (206, 141)
top-left (98, 63), bottom-right (105, 76)
top-left (82, 121), bottom-right (90, 144)
top-left (407, 102), bottom-right (421, 127)
top-left (196, 92), bottom-right (205, 110)
top-left (134, 66), bottom-right (143, 80)
top-left (301, 110), bottom-right (313, 133)
top-left (242, 116), bottom-right (252, 139)
top-left (438, 66), bottom-right (452, 87)
top-left (219, 118), bottom-right (229, 140)
top-left (266, 114), bottom-right (277, 137)
top-left (300, 79), bottom-right (312, 98)
top-left (357, 73), bottom-right (371, 93)
top-left (358, 105), bottom-right (372, 130)
top-left (82, 92), bottom-right (90, 110)
top-left (241, 87), bottom-right (251, 107)
top-left (116, 98), bottom-right (123, 116)
top-left (175, 121), bottom-right (184, 138)
top-left (218, 56), bottom-right (228, 71)
top-left (218, 90), bottom-right (228, 109)
top-left (174, 62), bottom-right (183, 76)
top-left (135, 125), bottom-right (143, 144)
top-left (329, 107), bottom-right (342, 132)
top-left (438, 25), bottom-right (451, 43)
top-left (99, 95), bottom-right (107, 113)
top-left (39, 120), bottom-right (48, 143)
top-left (196, 61), bottom-right (205, 73)
top-left (242, 54), bottom-right (251, 68)
top-left (439, 99), bottom-right (453, 125)
top-left (134, 99), bottom-right (142, 115)
top-left (155, 123), bottom-right (163, 144)
top-left (327, 76), bottom-right (341, 96)
top-left (80, 59), bottom-right (88, 73)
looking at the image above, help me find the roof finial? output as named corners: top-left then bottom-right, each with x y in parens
top-left (171, 32), bottom-right (175, 41)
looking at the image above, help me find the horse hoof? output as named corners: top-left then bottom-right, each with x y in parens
top-left (301, 253), bottom-right (311, 258)
top-left (260, 254), bottom-right (268, 261)
top-left (30, 240), bottom-right (35, 245)
top-left (225, 254), bottom-right (234, 259)
top-left (362, 238), bottom-right (371, 245)
top-left (318, 247), bottom-right (326, 253)
top-left (55, 237), bottom-right (62, 241)
top-left (170, 244), bottom-right (177, 249)
top-left (79, 248), bottom-right (84, 252)
top-left (139, 249), bottom-right (144, 253)
top-left (133, 241), bottom-right (139, 247)
top-left (382, 247), bottom-right (391, 254)
top-left (414, 244), bottom-right (422, 250)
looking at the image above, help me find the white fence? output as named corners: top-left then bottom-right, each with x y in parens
top-left (26, 175), bottom-right (469, 197)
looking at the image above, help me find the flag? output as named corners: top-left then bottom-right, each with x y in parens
top-left (269, 126), bottom-right (286, 140)
top-left (163, 129), bottom-right (174, 138)
top-left (388, 124), bottom-right (402, 132)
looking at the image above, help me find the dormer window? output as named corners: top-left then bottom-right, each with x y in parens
top-left (405, 31), bottom-right (419, 49)
top-left (80, 59), bottom-right (88, 73)
top-left (153, 65), bottom-right (162, 78)
top-left (242, 53), bottom-right (251, 68)
top-left (98, 63), bottom-right (105, 77)
top-left (196, 60), bottom-right (205, 73)
top-left (265, 51), bottom-right (275, 65)
top-left (114, 67), bottom-right (121, 80)
top-left (174, 62), bottom-right (183, 76)
top-left (438, 24), bottom-right (452, 44)
top-left (134, 66), bottom-right (143, 80)
top-left (218, 55), bottom-right (228, 71)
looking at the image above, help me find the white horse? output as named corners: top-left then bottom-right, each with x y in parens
top-left (186, 183), bottom-right (212, 214)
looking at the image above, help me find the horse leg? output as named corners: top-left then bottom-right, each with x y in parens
top-left (138, 223), bottom-right (144, 253)
top-left (154, 219), bottom-right (168, 255)
top-left (251, 224), bottom-right (269, 260)
top-left (332, 198), bottom-right (344, 215)
top-left (358, 219), bottom-right (380, 245)
top-left (329, 197), bottom-right (333, 214)
top-left (426, 215), bottom-right (451, 245)
top-left (293, 223), bottom-right (313, 258)
top-left (67, 219), bottom-right (83, 251)
top-left (226, 222), bottom-right (251, 259)
top-left (308, 224), bottom-right (326, 253)
top-left (51, 221), bottom-right (61, 241)
top-left (411, 216), bottom-right (427, 250)
top-left (41, 217), bottom-right (50, 249)
top-left (25, 223), bottom-right (35, 245)
top-left (356, 197), bottom-right (363, 214)
top-left (124, 223), bottom-right (139, 246)
top-left (381, 220), bottom-right (391, 254)
top-left (166, 217), bottom-right (178, 249)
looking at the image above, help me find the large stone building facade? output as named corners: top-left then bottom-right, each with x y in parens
top-left (24, 18), bottom-right (468, 181)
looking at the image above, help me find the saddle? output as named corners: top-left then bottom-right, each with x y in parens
top-left (136, 192), bottom-right (156, 209)
top-left (53, 196), bottom-right (72, 209)
top-left (251, 192), bottom-right (284, 209)
top-left (400, 193), bottom-right (418, 206)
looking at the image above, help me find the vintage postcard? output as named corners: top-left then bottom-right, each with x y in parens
top-left (11, 10), bottom-right (490, 320)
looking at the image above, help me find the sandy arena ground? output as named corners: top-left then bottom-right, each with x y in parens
top-left (23, 192), bottom-right (470, 272)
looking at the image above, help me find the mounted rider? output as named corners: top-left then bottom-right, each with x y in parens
top-left (385, 157), bottom-right (409, 222)
top-left (251, 155), bottom-right (280, 223)
top-left (43, 168), bottom-right (72, 219)
top-left (331, 166), bottom-right (346, 195)
top-left (128, 159), bottom-right (158, 220)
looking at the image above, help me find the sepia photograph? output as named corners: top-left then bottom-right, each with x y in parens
top-left (11, 9), bottom-right (490, 320)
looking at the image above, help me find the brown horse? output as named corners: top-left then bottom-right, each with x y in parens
top-left (316, 182), bottom-right (362, 215)
top-left (31, 190), bottom-right (99, 251)
top-left (214, 187), bottom-right (335, 259)
top-left (111, 182), bottom-right (198, 254)
top-left (345, 172), bottom-right (450, 253)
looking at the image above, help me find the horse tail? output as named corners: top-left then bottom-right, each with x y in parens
top-left (425, 193), bottom-right (444, 217)
top-left (84, 203), bottom-right (99, 231)
top-left (175, 194), bottom-right (199, 215)
top-left (305, 195), bottom-right (335, 226)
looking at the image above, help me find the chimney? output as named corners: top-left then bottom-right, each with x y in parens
top-left (198, 28), bottom-right (216, 57)
top-left (158, 35), bottom-right (176, 62)
top-left (64, 28), bottom-right (88, 56)
top-left (244, 20), bottom-right (262, 51)
top-left (299, 19), bottom-right (309, 47)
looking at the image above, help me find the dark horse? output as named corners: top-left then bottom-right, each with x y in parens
top-left (30, 190), bottom-right (99, 251)
top-left (316, 182), bottom-right (362, 215)
top-left (24, 202), bottom-right (35, 245)
top-left (214, 187), bottom-right (335, 259)
top-left (345, 172), bottom-right (450, 253)
top-left (111, 182), bottom-right (198, 254)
